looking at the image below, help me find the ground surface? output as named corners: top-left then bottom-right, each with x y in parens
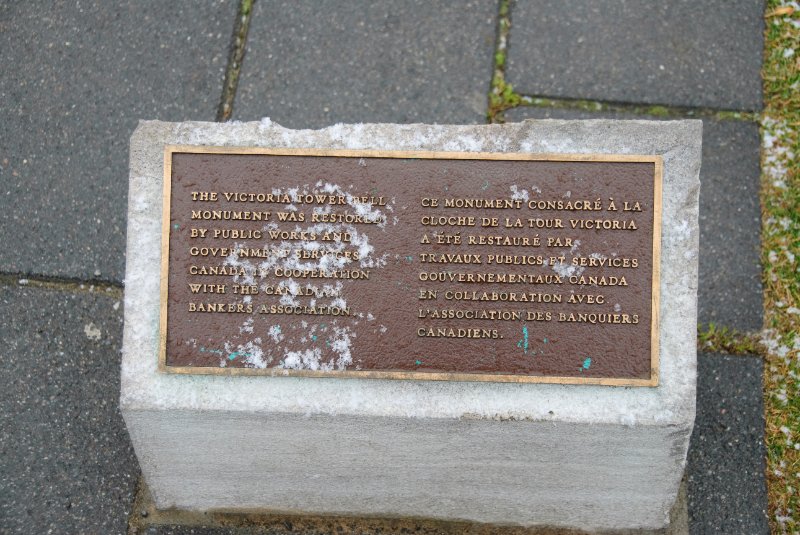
top-left (0, 1), bottom-right (770, 533)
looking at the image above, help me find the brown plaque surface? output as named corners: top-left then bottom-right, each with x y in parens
top-left (160, 147), bottom-right (661, 386)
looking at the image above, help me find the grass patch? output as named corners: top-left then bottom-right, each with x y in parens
top-left (216, 0), bottom-right (254, 122)
top-left (697, 323), bottom-right (763, 355)
top-left (487, 0), bottom-right (517, 123)
top-left (761, 1), bottom-right (800, 531)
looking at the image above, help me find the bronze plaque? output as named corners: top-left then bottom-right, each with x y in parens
top-left (160, 147), bottom-right (661, 386)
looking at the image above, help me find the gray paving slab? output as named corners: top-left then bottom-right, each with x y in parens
top-left (506, 0), bottom-right (764, 111)
top-left (688, 353), bottom-right (769, 534)
top-left (233, 0), bottom-right (496, 128)
top-left (0, 1), bottom-right (235, 284)
top-left (0, 284), bottom-right (137, 534)
top-left (506, 108), bottom-right (763, 331)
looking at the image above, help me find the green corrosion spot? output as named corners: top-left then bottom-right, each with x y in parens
top-left (580, 357), bottom-right (592, 371)
top-left (173, 223), bottom-right (180, 229)
top-left (415, 359), bottom-right (423, 366)
top-left (516, 325), bottom-right (529, 354)
top-left (228, 351), bottom-right (251, 361)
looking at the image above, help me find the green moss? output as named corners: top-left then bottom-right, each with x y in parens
top-left (488, 80), bottom-right (522, 121)
top-left (487, 0), bottom-right (514, 122)
top-left (498, 1), bottom-right (509, 17)
top-left (644, 105), bottom-right (670, 117)
top-left (494, 51), bottom-right (506, 68)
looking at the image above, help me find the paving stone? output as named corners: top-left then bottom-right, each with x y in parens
top-left (0, 284), bottom-right (137, 534)
top-left (688, 353), bottom-right (769, 534)
top-left (0, 1), bottom-right (235, 284)
top-left (506, 0), bottom-right (764, 111)
top-left (506, 107), bottom-right (763, 331)
top-left (234, 0), bottom-right (496, 128)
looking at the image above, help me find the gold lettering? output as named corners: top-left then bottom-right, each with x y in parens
top-left (191, 191), bottom-right (218, 201)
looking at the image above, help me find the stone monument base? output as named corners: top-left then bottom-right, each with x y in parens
top-left (128, 475), bottom-right (688, 534)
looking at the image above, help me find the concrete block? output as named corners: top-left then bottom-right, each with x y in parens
top-left (122, 119), bottom-right (701, 532)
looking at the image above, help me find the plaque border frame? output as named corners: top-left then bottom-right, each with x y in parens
top-left (159, 145), bottom-right (662, 387)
